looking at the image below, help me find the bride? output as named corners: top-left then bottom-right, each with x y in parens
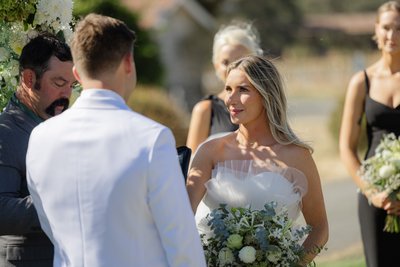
top-left (186, 55), bottom-right (329, 266)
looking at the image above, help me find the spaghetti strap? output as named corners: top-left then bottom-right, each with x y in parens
top-left (363, 70), bottom-right (370, 95)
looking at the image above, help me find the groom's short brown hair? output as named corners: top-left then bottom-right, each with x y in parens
top-left (71, 13), bottom-right (136, 78)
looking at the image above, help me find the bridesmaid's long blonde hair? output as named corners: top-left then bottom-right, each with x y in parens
top-left (227, 55), bottom-right (312, 152)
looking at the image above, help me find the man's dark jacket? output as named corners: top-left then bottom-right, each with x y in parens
top-left (0, 97), bottom-right (53, 267)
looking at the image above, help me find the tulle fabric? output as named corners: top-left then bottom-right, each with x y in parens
top-left (195, 159), bottom-right (308, 237)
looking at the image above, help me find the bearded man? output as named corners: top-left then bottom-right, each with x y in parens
top-left (0, 33), bottom-right (76, 267)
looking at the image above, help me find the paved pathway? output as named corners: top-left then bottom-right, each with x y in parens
top-left (319, 179), bottom-right (363, 260)
top-left (288, 97), bottom-right (364, 262)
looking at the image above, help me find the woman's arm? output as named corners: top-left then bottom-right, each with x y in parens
top-left (339, 71), bottom-right (367, 191)
top-left (340, 71), bottom-right (400, 212)
top-left (294, 149), bottom-right (329, 265)
top-left (186, 141), bottom-right (214, 213)
top-left (186, 100), bottom-right (212, 153)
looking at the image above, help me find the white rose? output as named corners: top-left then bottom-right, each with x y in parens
top-left (381, 150), bottom-right (392, 159)
top-left (379, 165), bottom-right (396, 179)
top-left (218, 247), bottom-right (234, 266)
top-left (238, 246), bottom-right (256, 264)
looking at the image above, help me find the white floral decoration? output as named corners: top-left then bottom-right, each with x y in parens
top-left (238, 246), bottom-right (256, 263)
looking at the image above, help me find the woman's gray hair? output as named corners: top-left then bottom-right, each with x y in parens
top-left (212, 22), bottom-right (263, 65)
top-left (227, 55), bottom-right (313, 152)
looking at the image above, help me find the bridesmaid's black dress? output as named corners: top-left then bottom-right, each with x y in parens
top-left (203, 95), bottom-right (238, 136)
top-left (359, 71), bottom-right (400, 267)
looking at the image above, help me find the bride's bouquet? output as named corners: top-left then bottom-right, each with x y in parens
top-left (359, 133), bottom-right (400, 233)
top-left (0, 0), bottom-right (74, 109)
top-left (202, 202), bottom-right (311, 266)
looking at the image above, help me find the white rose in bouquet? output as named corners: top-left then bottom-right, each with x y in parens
top-left (381, 149), bottom-right (392, 160)
top-left (238, 246), bottom-right (256, 263)
top-left (379, 164), bottom-right (396, 179)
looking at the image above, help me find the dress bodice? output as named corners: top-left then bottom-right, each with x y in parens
top-left (195, 160), bottom-right (308, 237)
top-left (364, 75), bottom-right (400, 159)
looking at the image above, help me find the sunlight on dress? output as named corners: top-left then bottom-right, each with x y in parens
top-left (195, 159), bottom-right (308, 240)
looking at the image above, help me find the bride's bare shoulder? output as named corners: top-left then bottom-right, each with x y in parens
top-left (278, 144), bottom-right (316, 174)
top-left (194, 132), bottom-right (235, 160)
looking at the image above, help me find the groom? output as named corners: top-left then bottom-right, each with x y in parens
top-left (26, 14), bottom-right (206, 267)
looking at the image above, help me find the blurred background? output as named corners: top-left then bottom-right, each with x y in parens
top-left (73, 0), bottom-right (386, 265)
top-left (73, 0), bottom-right (382, 146)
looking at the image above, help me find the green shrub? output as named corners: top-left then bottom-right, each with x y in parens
top-left (127, 86), bottom-right (189, 146)
top-left (73, 0), bottom-right (164, 85)
top-left (328, 94), bottom-right (367, 156)
top-left (318, 255), bottom-right (366, 267)
top-left (69, 86), bottom-right (188, 146)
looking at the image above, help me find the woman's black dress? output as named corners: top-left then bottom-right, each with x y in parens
top-left (359, 71), bottom-right (400, 267)
top-left (203, 95), bottom-right (238, 136)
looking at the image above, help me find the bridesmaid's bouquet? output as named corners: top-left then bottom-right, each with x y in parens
top-left (201, 202), bottom-right (311, 266)
top-left (359, 133), bottom-right (400, 233)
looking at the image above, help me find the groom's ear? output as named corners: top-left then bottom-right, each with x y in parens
top-left (72, 66), bottom-right (82, 84)
top-left (123, 52), bottom-right (134, 74)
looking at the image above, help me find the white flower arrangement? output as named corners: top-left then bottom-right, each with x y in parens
top-left (359, 133), bottom-right (400, 233)
top-left (202, 203), bottom-right (312, 266)
top-left (0, 0), bottom-right (74, 110)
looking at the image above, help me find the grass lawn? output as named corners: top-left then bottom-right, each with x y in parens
top-left (318, 256), bottom-right (366, 267)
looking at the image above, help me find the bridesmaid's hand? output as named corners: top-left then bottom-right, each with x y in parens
top-left (383, 199), bottom-right (400, 216)
top-left (366, 191), bottom-right (389, 209)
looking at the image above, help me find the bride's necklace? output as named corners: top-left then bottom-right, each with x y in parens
top-left (236, 128), bottom-right (277, 147)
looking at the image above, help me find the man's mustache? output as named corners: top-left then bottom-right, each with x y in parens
top-left (45, 98), bottom-right (70, 117)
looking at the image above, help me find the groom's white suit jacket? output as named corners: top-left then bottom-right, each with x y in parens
top-left (26, 89), bottom-right (206, 267)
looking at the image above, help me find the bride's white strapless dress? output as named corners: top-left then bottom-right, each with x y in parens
top-left (195, 160), bottom-right (308, 237)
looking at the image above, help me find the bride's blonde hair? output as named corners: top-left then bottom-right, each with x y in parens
top-left (227, 55), bottom-right (312, 152)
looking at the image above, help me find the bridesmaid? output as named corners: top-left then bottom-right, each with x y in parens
top-left (186, 22), bottom-right (263, 153)
top-left (340, 1), bottom-right (400, 266)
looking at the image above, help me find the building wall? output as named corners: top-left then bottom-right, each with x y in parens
top-left (156, 8), bottom-right (213, 112)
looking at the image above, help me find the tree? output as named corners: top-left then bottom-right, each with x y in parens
top-left (198, 0), bottom-right (303, 56)
top-left (297, 0), bottom-right (387, 14)
top-left (74, 0), bottom-right (164, 85)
